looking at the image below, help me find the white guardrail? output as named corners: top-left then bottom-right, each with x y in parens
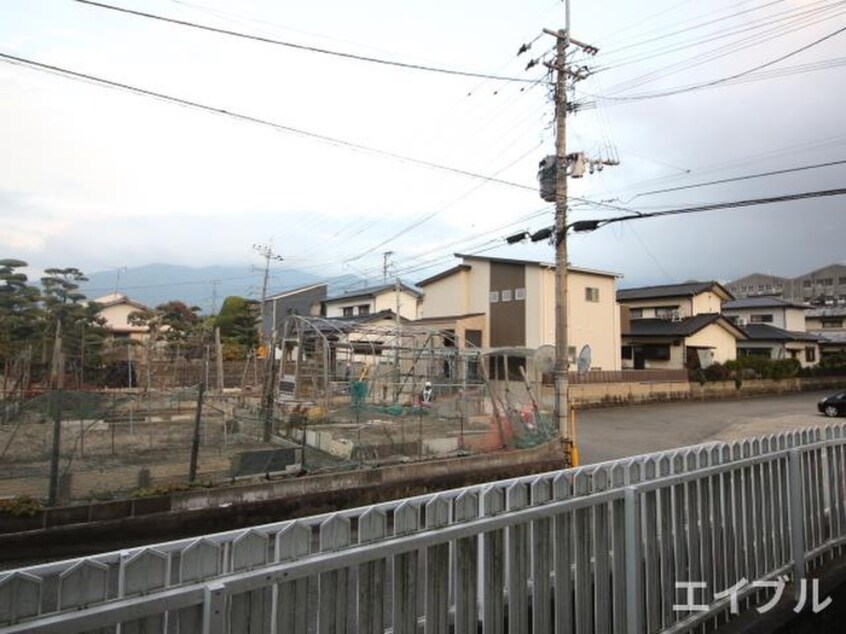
top-left (1, 426), bottom-right (845, 633)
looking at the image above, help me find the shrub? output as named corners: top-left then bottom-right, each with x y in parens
top-left (0, 495), bottom-right (43, 517)
top-left (703, 362), bottom-right (730, 382)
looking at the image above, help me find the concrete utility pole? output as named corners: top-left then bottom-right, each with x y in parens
top-left (47, 320), bottom-right (64, 506)
top-left (253, 242), bottom-right (284, 343)
top-left (543, 5), bottom-right (608, 461)
top-left (383, 251), bottom-right (394, 283)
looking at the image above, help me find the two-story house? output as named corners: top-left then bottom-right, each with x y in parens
top-left (323, 282), bottom-right (421, 321)
top-left (721, 297), bottom-right (820, 367)
top-left (617, 282), bottom-right (745, 370)
top-left (416, 253), bottom-right (622, 372)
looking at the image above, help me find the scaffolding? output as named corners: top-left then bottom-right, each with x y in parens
top-left (279, 315), bottom-right (486, 408)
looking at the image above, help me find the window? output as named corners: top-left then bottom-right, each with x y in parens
top-left (739, 348), bottom-right (771, 358)
top-left (655, 306), bottom-right (679, 319)
top-left (585, 287), bottom-right (600, 302)
top-left (357, 304), bottom-right (370, 316)
top-left (840, 277), bottom-right (846, 285)
top-left (803, 280), bottom-right (812, 288)
top-left (630, 308), bottom-right (643, 319)
top-left (640, 344), bottom-right (670, 361)
top-left (515, 288), bottom-right (526, 300)
top-left (342, 307), bottom-right (354, 317)
top-left (501, 289), bottom-right (512, 302)
top-left (568, 346), bottom-right (577, 365)
top-left (489, 291), bottom-right (499, 303)
top-left (822, 318), bottom-right (843, 329)
top-left (621, 345), bottom-right (633, 360)
top-left (821, 278), bottom-right (834, 286)
top-left (749, 314), bottom-right (774, 323)
top-left (806, 347), bottom-right (817, 363)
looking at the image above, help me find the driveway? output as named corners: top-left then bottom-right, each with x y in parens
top-left (577, 389), bottom-right (842, 465)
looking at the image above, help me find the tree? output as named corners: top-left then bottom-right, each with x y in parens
top-left (40, 267), bottom-right (106, 382)
top-left (0, 259), bottom-right (41, 365)
top-left (129, 300), bottom-right (206, 358)
top-left (215, 296), bottom-right (259, 357)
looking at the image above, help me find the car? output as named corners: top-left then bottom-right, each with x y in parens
top-left (818, 392), bottom-right (846, 417)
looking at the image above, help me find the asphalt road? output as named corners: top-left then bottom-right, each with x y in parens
top-left (577, 389), bottom-right (842, 465)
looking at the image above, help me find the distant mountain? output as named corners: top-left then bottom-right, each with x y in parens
top-left (80, 263), bottom-right (330, 314)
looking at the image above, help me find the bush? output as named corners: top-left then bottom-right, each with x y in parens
top-left (723, 357), bottom-right (801, 381)
top-left (703, 362), bottom-right (730, 382)
top-left (0, 495), bottom-right (43, 517)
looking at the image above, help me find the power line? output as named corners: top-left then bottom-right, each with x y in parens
top-left (0, 52), bottom-right (538, 192)
top-left (514, 186), bottom-right (846, 245)
top-left (627, 158), bottom-right (846, 200)
top-left (596, 1), bottom-right (845, 96)
top-left (574, 187), bottom-right (846, 231)
top-left (593, 21), bottom-right (846, 102)
top-left (74, 0), bottom-right (537, 83)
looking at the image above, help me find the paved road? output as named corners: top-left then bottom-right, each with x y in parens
top-left (577, 389), bottom-right (842, 465)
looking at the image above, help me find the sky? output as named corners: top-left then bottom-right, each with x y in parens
top-left (1, 0), bottom-right (845, 300)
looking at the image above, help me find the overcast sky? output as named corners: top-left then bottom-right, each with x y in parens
top-left (2, 0), bottom-right (845, 297)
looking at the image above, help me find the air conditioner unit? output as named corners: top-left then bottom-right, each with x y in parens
top-left (736, 318), bottom-right (746, 327)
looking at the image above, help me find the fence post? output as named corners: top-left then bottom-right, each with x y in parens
top-left (625, 486), bottom-right (643, 634)
top-left (203, 581), bottom-right (227, 634)
top-left (788, 448), bottom-right (806, 599)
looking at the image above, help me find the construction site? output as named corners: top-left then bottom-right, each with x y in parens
top-left (0, 316), bottom-right (560, 507)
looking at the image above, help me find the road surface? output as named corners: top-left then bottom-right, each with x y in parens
top-left (577, 389), bottom-right (840, 465)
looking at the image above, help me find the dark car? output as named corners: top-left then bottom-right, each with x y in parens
top-left (818, 393), bottom-right (846, 417)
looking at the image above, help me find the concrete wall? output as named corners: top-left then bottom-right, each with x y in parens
top-left (560, 375), bottom-right (846, 408)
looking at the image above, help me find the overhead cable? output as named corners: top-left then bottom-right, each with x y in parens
top-left (0, 52), bottom-right (537, 192)
top-left (73, 0), bottom-right (537, 83)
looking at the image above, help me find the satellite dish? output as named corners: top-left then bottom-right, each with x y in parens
top-left (534, 345), bottom-right (556, 375)
top-left (577, 345), bottom-right (592, 375)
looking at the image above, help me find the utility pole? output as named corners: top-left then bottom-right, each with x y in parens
top-left (188, 381), bottom-right (205, 483)
top-left (383, 251), bottom-right (394, 283)
top-left (542, 7), bottom-right (608, 462)
top-left (253, 242), bottom-right (284, 344)
top-left (47, 320), bottom-right (64, 506)
top-left (215, 326), bottom-right (225, 394)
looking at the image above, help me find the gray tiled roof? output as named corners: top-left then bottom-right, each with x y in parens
top-left (624, 313), bottom-right (740, 338)
top-left (742, 324), bottom-right (820, 342)
top-left (723, 297), bottom-right (808, 310)
top-left (618, 281), bottom-right (731, 301)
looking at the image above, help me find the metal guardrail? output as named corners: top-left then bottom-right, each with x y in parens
top-left (1, 427), bottom-right (844, 633)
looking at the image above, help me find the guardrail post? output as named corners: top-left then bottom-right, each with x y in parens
top-left (788, 448), bottom-right (806, 599)
top-left (203, 582), bottom-right (227, 634)
top-left (624, 486), bottom-right (643, 634)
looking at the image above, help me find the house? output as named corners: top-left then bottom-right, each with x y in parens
top-left (805, 306), bottom-right (846, 359)
top-left (323, 282), bottom-right (421, 321)
top-left (617, 281), bottom-right (733, 320)
top-left (617, 281), bottom-right (743, 369)
top-left (92, 293), bottom-right (153, 344)
top-left (721, 297), bottom-right (808, 331)
top-left (262, 283), bottom-right (326, 339)
top-left (621, 313), bottom-right (746, 370)
top-left (416, 253), bottom-right (622, 371)
top-left (735, 324), bottom-right (820, 367)
top-left (722, 297), bottom-right (820, 366)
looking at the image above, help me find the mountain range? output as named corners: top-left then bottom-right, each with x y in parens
top-left (79, 263), bottom-right (362, 314)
